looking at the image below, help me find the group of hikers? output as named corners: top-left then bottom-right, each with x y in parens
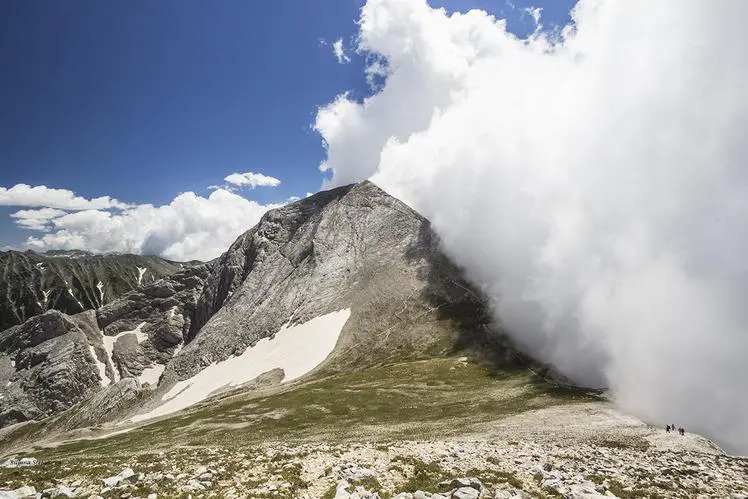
top-left (666, 424), bottom-right (685, 436)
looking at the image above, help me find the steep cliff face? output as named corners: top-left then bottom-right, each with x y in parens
top-left (0, 182), bottom-right (524, 427)
top-left (0, 251), bottom-right (182, 330)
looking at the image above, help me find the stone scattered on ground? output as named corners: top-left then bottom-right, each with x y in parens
top-left (0, 438), bottom-right (745, 498)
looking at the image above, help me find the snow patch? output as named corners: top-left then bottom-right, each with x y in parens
top-left (91, 426), bottom-right (136, 441)
top-left (171, 343), bottom-right (184, 358)
top-left (41, 289), bottom-right (51, 307)
top-left (88, 345), bottom-right (109, 387)
top-left (68, 288), bottom-right (84, 309)
top-left (96, 281), bottom-right (104, 306)
top-left (101, 322), bottom-right (149, 383)
top-left (138, 364), bottom-right (165, 386)
top-left (136, 266), bottom-right (147, 286)
top-left (131, 309), bottom-right (351, 422)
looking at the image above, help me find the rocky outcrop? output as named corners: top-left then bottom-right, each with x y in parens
top-left (0, 251), bottom-right (182, 330)
top-left (0, 263), bottom-right (211, 427)
top-left (0, 311), bottom-right (101, 426)
top-left (95, 265), bottom-right (210, 379)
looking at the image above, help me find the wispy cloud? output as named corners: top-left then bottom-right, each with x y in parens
top-left (333, 38), bottom-right (351, 64)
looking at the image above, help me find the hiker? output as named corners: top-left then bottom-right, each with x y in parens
top-left (666, 425), bottom-right (671, 433)
top-left (679, 427), bottom-right (685, 436)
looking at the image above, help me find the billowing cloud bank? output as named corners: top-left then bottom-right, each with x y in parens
top-left (6, 186), bottom-right (281, 262)
top-left (316, 0), bottom-right (748, 452)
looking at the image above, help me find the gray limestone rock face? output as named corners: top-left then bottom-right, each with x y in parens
top-left (166, 181), bottom-right (522, 385)
top-left (95, 265), bottom-right (211, 379)
top-left (0, 311), bottom-right (101, 426)
top-left (0, 265), bottom-right (211, 427)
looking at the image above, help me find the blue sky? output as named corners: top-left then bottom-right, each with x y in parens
top-left (0, 0), bottom-right (576, 252)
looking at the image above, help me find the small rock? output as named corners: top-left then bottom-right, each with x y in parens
top-left (187, 479), bottom-right (205, 491)
top-left (102, 476), bottom-right (122, 488)
top-left (336, 479), bottom-right (351, 498)
top-left (18, 486), bottom-right (37, 498)
top-left (43, 487), bottom-right (75, 498)
top-left (452, 488), bottom-right (480, 499)
top-left (119, 468), bottom-right (137, 483)
top-left (440, 478), bottom-right (482, 492)
top-left (494, 488), bottom-right (523, 498)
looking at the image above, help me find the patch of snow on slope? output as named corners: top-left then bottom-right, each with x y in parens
top-left (136, 266), bottom-right (147, 286)
top-left (67, 288), bottom-right (84, 309)
top-left (101, 322), bottom-right (148, 383)
top-left (96, 281), bottom-right (104, 306)
top-left (41, 289), bottom-right (51, 307)
top-left (138, 364), bottom-right (165, 386)
top-left (171, 343), bottom-right (184, 358)
top-left (88, 345), bottom-right (109, 387)
top-left (130, 309), bottom-right (351, 422)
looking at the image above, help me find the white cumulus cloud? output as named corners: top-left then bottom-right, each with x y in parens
top-left (22, 188), bottom-right (282, 262)
top-left (315, 0), bottom-right (748, 453)
top-left (224, 171), bottom-right (282, 189)
top-left (10, 208), bottom-right (68, 231)
top-left (0, 184), bottom-right (131, 210)
top-left (0, 182), bottom-right (284, 262)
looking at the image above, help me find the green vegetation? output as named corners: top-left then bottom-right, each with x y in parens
top-left (593, 437), bottom-right (651, 452)
top-left (1, 357), bottom-right (596, 476)
top-left (466, 467), bottom-right (523, 490)
top-left (398, 458), bottom-right (449, 492)
top-left (353, 475), bottom-right (382, 491)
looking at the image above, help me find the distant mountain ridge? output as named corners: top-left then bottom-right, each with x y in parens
top-left (0, 250), bottom-right (184, 331)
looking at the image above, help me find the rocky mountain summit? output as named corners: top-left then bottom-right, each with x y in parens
top-left (0, 251), bottom-right (182, 331)
top-left (0, 181), bottom-right (517, 431)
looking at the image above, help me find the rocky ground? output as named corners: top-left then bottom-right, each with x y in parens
top-left (0, 436), bottom-right (745, 498)
top-left (0, 356), bottom-right (745, 498)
